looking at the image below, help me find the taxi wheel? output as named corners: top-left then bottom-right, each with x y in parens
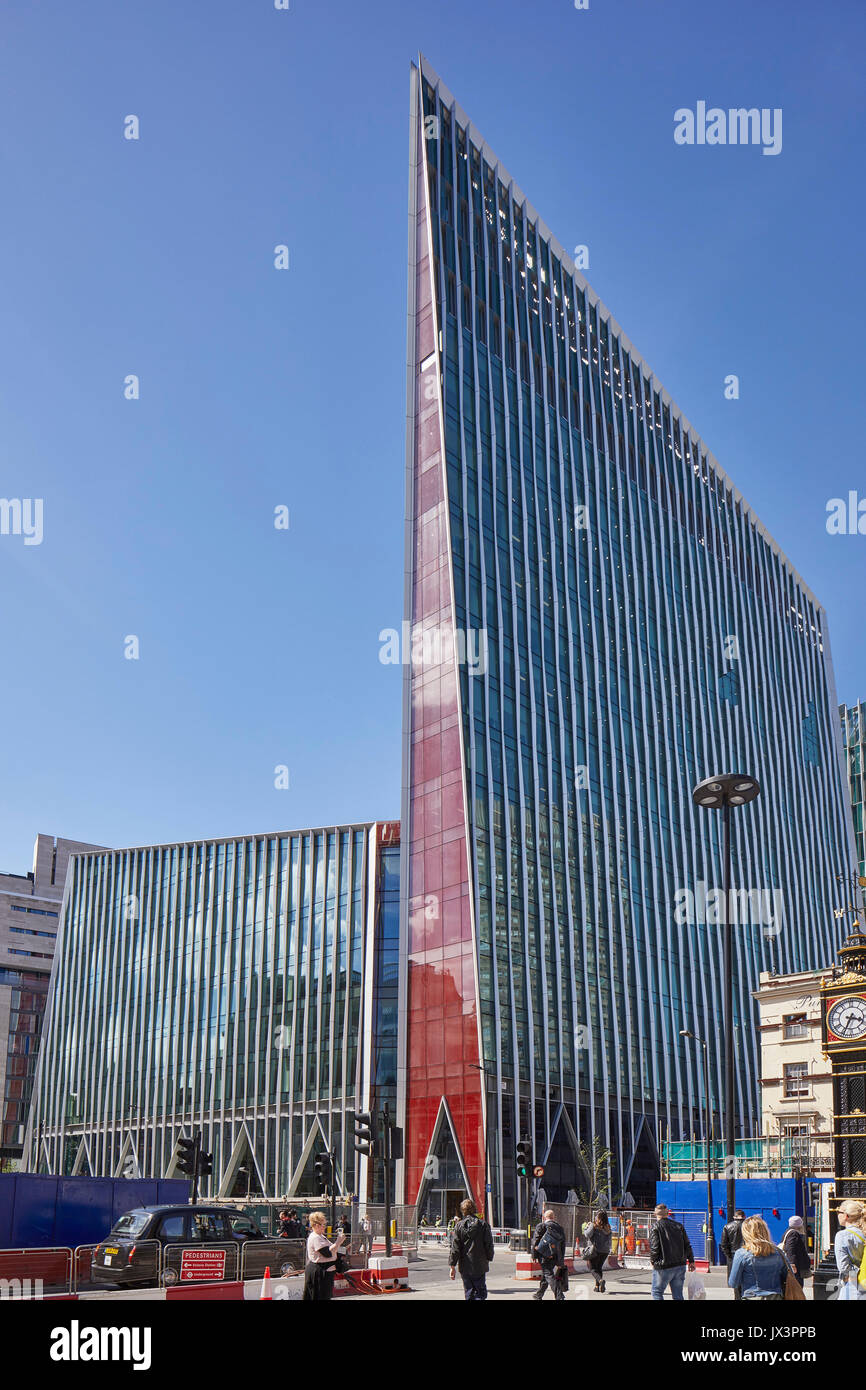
top-left (161, 1268), bottom-right (179, 1287)
top-left (279, 1260), bottom-right (297, 1277)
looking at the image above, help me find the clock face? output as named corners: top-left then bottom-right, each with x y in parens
top-left (827, 996), bottom-right (866, 1041)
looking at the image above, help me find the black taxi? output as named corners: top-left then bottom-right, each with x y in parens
top-left (91, 1205), bottom-right (267, 1288)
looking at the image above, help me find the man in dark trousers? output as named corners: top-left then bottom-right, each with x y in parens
top-left (530, 1208), bottom-right (569, 1301)
top-left (649, 1204), bottom-right (696, 1300)
top-left (720, 1209), bottom-right (746, 1301)
top-left (449, 1198), bottom-right (495, 1300)
top-left (781, 1216), bottom-right (812, 1288)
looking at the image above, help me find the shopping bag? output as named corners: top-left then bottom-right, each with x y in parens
top-left (687, 1273), bottom-right (706, 1300)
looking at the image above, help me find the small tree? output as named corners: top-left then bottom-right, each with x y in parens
top-left (575, 1136), bottom-right (614, 1208)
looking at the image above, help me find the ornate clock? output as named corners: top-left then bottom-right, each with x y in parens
top-left (821, 929), bottom-right (866, 1208)
top-left (826, 995), bottom-right (866, 1043)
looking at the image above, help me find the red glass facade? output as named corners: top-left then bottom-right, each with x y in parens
top-left (403, 76), bottom-right (484, 1207)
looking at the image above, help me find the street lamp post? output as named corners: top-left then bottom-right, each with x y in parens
top-left (681, 1028), bottom-right (714, 1266)
top-left (692, 772), bottom-right (761, 1225)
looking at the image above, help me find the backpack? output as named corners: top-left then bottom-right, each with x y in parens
top-left (535, 1225), bottom-right (563, 1265)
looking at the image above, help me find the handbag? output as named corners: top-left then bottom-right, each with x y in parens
top-left (784, 1270), bottom-right (805, 1302)
top-left (334, 1253), bottom-right (350, 1274)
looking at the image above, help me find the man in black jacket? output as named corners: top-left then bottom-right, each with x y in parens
top-left (530, 1209), bottom-right (568, 1301)
top-left (449, 1198), bottom-right (495, 1300)
top-left (781, 1216), bottom-right (811, 1287)
top-left (720, 1210), bottom-right (745, 1300)
top-left (649, 1204), bottom-right (695, 1301)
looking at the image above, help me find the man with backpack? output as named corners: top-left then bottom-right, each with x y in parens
top-left (530, 1208), bottom-right (568, 1301)
top-left (448, 1197), bottom-right (495, 1300)
top-left (649, 1204), bottom-right (695, 1300)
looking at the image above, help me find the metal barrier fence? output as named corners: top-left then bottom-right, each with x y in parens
top-left (240, 1239), bottom-right (306, 1280)
top-left (0, 1245), bottom-right (72, 1297)
top-left (0, 1238), bottom-right (310, 1297)
top-left (363, 1205), bottom-right (418, 1249)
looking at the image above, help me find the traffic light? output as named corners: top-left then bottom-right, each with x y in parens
top-left (177, 1135), bottom-right (197, 1177)
top-left (516, 1137), bottom-right (531, 1178)
top-left (198, 1150), bottom-right (213, 1179)
top-left (314, 1152), bottom-right (331, 1192)
top-left (388, 1126), bottom-right (403, 1162)
top-left (352, 1111), bottom-right (374, 1156)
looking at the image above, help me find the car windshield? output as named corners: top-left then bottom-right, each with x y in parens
top-left (111, 1212), bottom-right (150, 1237)
top-left (231, 1217), bottom-right (258, 1234)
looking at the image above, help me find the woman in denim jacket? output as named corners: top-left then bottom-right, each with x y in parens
top-left (834, 1199), bottom-right (866, 1301)
top-left (728, 1217), bottom-right (788, 1300)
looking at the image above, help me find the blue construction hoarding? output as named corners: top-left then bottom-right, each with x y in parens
top-left (0, 1173), bottom-right (190, 1249)
top-left (656, 1177), bottom-right (831, 1263)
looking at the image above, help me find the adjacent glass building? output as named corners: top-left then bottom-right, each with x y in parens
top-left (840, 702), bottom-right (866, 878)
top-left (0, 835), bottom-right (105, 1163)
top-left (400, 56), bottom-right (856, 1225)
top-left (23, 822), bottom-right (400, 1200)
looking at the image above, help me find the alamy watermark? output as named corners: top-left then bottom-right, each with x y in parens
top-left (674, 103), bottom-right (782, 156)
top-left (0, 498), bottom-right (43, 545)
top-left (826, 493), bottom-right (866, 535)
top-left (379, 621), bottom-right (488, 675)
top-left (1, 1277), bottom-right (43, 1300)
top-left (674, 881), bottom-right (784, 936)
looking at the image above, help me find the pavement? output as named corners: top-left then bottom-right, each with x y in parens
top-left (342, 1243), bottom-right (796, 1301)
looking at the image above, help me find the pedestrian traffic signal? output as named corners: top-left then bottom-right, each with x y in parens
top-left (516, 1137), bottom-right (531, 1177)
top-left (352, 1111), bottom-right (374, 1156)
top-left (177, 1135), bottom-right (198, 1177)
top-left (314, 1152), bottom-right (331, 1191)
top-left (198, 1150), bottom-right (213, 1179)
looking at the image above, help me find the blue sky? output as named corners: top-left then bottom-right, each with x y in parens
top-left (0, 0), bottom-right (863, 868)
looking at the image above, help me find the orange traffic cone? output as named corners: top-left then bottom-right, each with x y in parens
top-left (260, 1266), bottom-right (273, 1300)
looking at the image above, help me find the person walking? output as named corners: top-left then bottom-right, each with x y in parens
top-left (720, 1209), bottom-right (745, 1301)
top-left (780, 1216), bottom-right (811, 1289)
top-left (357, 1215), bottom-right (372, 1258)
top-left (448, 1197), bottom-right (495, 1300)
top-left (530, 1208), bottom-right (568, 1301)
top-left (728, 1217), bottom-right (788, 1301)
top-left (302, 1210), bottom-right (345, 1302)
top-left (649, 1204), bottom-right (695, 1301)
top-left (834, 1198), bottom-right (866, 1300)
top-left (583, 1211), bottom-right (612, 1293)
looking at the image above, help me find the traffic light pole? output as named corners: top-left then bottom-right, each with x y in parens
top-left (329, 1148), bottom-right (337, 1235)
top-left (191, 1130), bottom-right (201, 1207)
top-left (382, 1103), bottom-right (392, 1259)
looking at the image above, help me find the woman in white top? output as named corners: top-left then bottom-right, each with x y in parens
top-left (834, 1199), bottom-right (866, 1301)
top-left (302, 1210), bottom-right (346, 1302)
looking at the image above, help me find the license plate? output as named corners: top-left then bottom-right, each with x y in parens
top-left (104, 1247), bottom-right (119, 1255)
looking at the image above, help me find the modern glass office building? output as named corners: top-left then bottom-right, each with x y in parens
top-left (400, 56), bottom-right (856, 1225)
top-left (23, 822), bottom-right (400, 1200)
top-left (840, 702), bottom-right (866, 878)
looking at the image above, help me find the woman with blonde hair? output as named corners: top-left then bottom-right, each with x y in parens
top-left (834, 1199), bottom-right (866, 1301)
top-left (302, 1210), bottom-right (345, 1302)
top-left (727, 1216), bottom-right (788, 1300)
